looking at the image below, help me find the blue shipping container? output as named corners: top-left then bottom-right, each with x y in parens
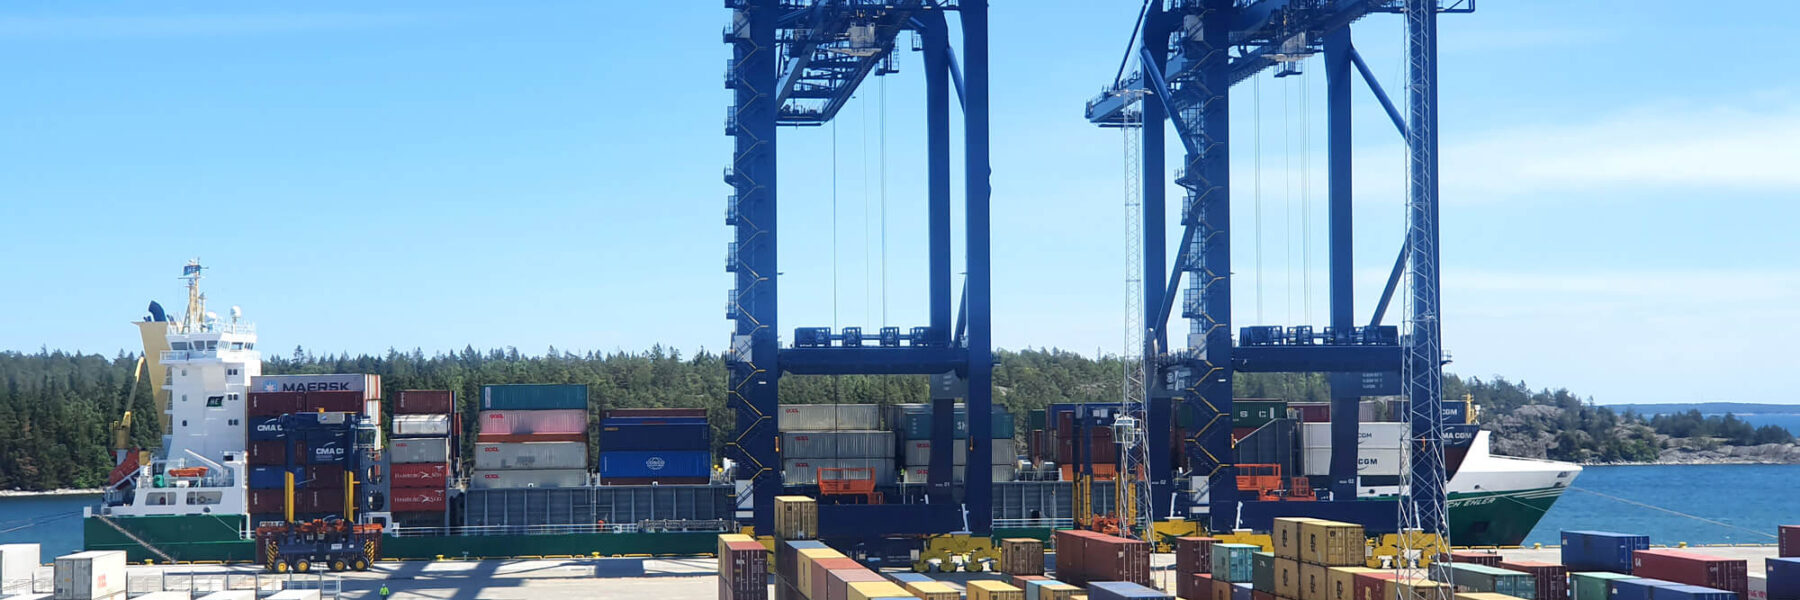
top-left (598, 422), bottom-right (710, 451)
top-left (1211, 543), bottom-right (1256, 583)
top-left (1770, 558), bottom-right (1800, 600)
top-left (598, 450), bottom-right (711, 478)
top-left (1232, 583), bottom-right (1252, 600)
top-left (888, 573), bottom-right (935, 586)
top-left (1651, 585), bottom-right (1736, 600)
top-left (248, 467), bottom-right (297, 489)
top-left (247, 416), bottom-right (286, 441)
top-left (602, 416), bottom-right (707, 426)
top-left (1563, 530), bottom-right (1649, 573)
top-left (480, 384), bottom-right (588, 410)
top-left (1087, 582), bottom-right (1172, 600)
top-left (1613, 579), bottom-right (1688, 600)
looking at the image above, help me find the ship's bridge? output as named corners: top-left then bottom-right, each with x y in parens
top-left (159, 322), bottom-right (257, 363)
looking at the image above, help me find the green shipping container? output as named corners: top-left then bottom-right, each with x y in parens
top-left (1252, 551), bottom-right (1276, 593)
top-left (1233, 400), bottom-right (1288, 427)
top-left (1027, 409), bottom-right (1046, 431)
top-left (480, 384), bottom-right (589, 410)
top-left (1571, 572), bottom-right (1637, 600)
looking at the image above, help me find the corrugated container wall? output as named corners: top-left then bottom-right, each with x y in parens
top-left (781, 431), bottom-right (894, 459)
top-left (53, 550), bottom-right (125, 600)
top-left (478, 410), bottom-right (588, 436)
top-left (1781, 526), bottom-right (1800, 558)
top-left (1767, 558), bottom-right (1800, 600)
top-left (475, 441), bottom-right (588, 470)
top-left (249, 374), bottom-right (379, 399)
top-left (391, 415), bottom-right (452, 438)
top-left (479, 384), bottom-right (588, 411)
top-left (599, 450), bottom-right (712, 479)
top-left (1562, 531), bottom-right (1649, 573)
top-left (388, 438), bottom-right (450, 464)
top-left (1087, 582), bottom-right (1173, 600)
top-left (777, 404), bottom-right (881, 432)
top-left (469, 469), bottom-right (588, 489)
top-left (1630, 550), bottom-right (1748, 598)
top-left (395, 390), bottom-right (453, 415)
top-left (1570, 572), bottom-right (1637, 600)
top-left (599, 419), bottom-right (710, 451)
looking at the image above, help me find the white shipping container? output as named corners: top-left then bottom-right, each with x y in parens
top-left (134, 593), bottom-right (193, 600)
top-left (779, 431), bottom-right (893, 459)
top-left (1301, 422), bottom-right (1408, 450)
top-left (1, 543), bottom-right (41, 592)
top-left (387, 437), bottom-right (450, 464)
top-left (781, 458), bottom-right (894, 485)
top-left (473, 441), bottom-right (588, 470)
top-left (776, 404), bottom-right (881, 432)
top-left (1301, 447), bottom-right (1403, 476)
top-left (52, 551), bottom-right (124, 600)
top-left (1748, 574), bottom-right (1766, 600)
top-left (391, 415), bottom-right (452, 437)
top-left (267, 591), bottom-right (323, 600)
top-left (900, 440), bottom-right (1016, 466)
top-left (10, 594), bottom-right (52, 600)
top-left (196, 592), bottom-right (258, 600)
top-left (900, 465), bottom-right (1017, 484)
top-left (469, 469), bottom-right (588, 489)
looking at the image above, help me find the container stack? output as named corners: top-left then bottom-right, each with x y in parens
top-left (1054, 529), bottom-right (1151, 587)
top-left (718, 533), bottom-right (769, 600)
top-left (389, 390), bottom-right (456, 525)
top-left (1561, 531), bottom-right (1648, 574)
top-left (887, 403), bottom-right (1017, 484)
top-left (1496, 561), bottom-right (1571, 600)
top-left (1781, 525), bottom-right (1799, 558)
top-left (473, 384), bottom-right (589, 489)
top-left (1088, 582), bottom-right (1173, 600)
top-left (999, 538), bottom-right (1045, 576)
top-left (1, 543), bottom-right (40, 597)
top-left (1769, 558), bottom-right (1799, 600)
top-left (779, 405), bottom-right (893, 485)
top-left (1570, 572), bottom-right (1638, 600)
top-left (1447, 551), bottom-right (1504, 567)
top-left (1266, 518), bottom-right (1368, 600)
top-left (598, 408), bottom-right (712, 485)
top-left (1429, 564), bottom-right (1537, 598)
top-left (1628, 550), bottom-right (1749, 599)
top-left (1175, 537), bottom-right (1218, 600)
top-left (244, 374), bottom-right (380, 525)
top-left (52, 550), bottom-right (125, 600)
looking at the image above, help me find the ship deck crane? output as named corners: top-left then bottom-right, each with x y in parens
top-left (1084, 1), bottom-right (1471, 568)
top-left (724, 0), bottom-right (995, 540)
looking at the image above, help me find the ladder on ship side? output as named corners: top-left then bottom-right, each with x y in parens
top-left (93, 513), bottom-right (177, 564)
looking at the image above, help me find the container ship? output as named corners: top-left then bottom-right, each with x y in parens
top-left (82, 263), bottom-right (1579, 563)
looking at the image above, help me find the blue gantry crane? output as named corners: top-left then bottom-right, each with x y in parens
top-left (1084, 0), bottom-right (1471, 541)
top-left (723, 0), bottom-right (995, 538)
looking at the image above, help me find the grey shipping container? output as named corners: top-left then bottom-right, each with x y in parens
top-left (470, 469), bottom-right (588, 489)
top-left (267, 592), bottom-right (323, 600)
top-left (196, 593), bottom-right (258, 600)
top-left (249, 374), bottom-right (380, 399)
top-left (473, 441), bottom-right (588, 470)
top-left (53, 550), bottom-right (125, 600)
top-left (900, 464), bottom-right (1016, 484)
top-left (901, 439), bottom-right (1016, 466)
top-left (133, 593), bottom-right (193, 600)
top-left (781, 458), bottom-right (896, 485)
top-left (1, 543), bottom-right (40, 592)
top-left (387, 437), bottom-right (450, 464)
top-left (391, 415), bottom-right (452, 437)
top-left (776, 404), bottom-right (881, 432)
top-left (780, 430), bottom-right (893, 459)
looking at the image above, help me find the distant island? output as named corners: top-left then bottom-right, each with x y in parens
top-left (0, 347), bottom-right (1795, 491)
top-left (1606, 402), bottom-right (1800, 415)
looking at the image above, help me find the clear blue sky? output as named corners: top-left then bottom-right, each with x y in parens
top-left (3, 2), bottom-right (1796, 405)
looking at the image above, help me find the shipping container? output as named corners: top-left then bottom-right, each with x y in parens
top-left (599, 422), bottom-right (710, 451)
top-left (778, 404), bottom-right (882, 432)
top-left (1631, 550), bottom-right (1749, 598)
top-left (1449, 551), bottom-right (1503, 567)
top-left (479, 410), bottom-right (586, 436)
top-left (600, 450), bottom-right (711, 479)
top-left (395, 390), bottom-right (453, 415)
top-left (391, 463), bottom-right (449, 487)
top-left (775, 496), bottom-right (818, 540)
top-left (247, 415), bottom-right (287, 441)
top-left (267, 591), bottom-right (323, 600)
top-left (1, 543), bottom-right (41, 591)
top-left (900, 439), bottom-right (1017, 466)
top-left (1181, 573), bottom-right (1213, 600)
top-left (1003, 538), bottom-right (1046, 576)
top-left (1326, 567), bottom-right (1382, 600)
top-left (599, 476), bottom-right (710, 485)
top-left (1233, 401), bottom-right (1288, 427)
top-left (777, 540), bottom-right (827, 600)
top-left (388, 437), bottom-right (451, 464)
top-left (1611, 579), bottom-right (1689, 600)
top-left (887, 404), bottom-right (1016, 440)
top-left (718, 535), bottom-right (769, 600)
top-left (1384, 580), bottom-right (1446, 600)
top-left (1275, 557), bottom-right (1299, 597)
top-left (469, 469), bottom-right (587, 489)
top-left (474, 441), bottom-right (588, 470)
top-left (246, 440), bottom-right (295, 466)
top-left (474, 433), bottom-right (586, 443)
top-left (1029, 581), bottom-right (1081, 600)
top-left (898, 464), bottom-right (1015, 484)
top-left (1352, 571), bottom-right (1401, 600)
top-left (1771, 558), bottom-right (1800, 600)
top-left (305, 437), bottom-right (350, 465)
top-left (392, 415), bottom-right (453, 437)
top-left (1074, 533), bottom-right (1150, 586)
top-left (248, 466), bottom-right (297, 489)
top-left (1301, 563), bottom-right (1331, 600)
top-left (1177, 537), bottom-right (1217, 577)
top-left (305, 391), bottom-right (364, 414)
top-left (1212, 543), bottom-right (1258, 583)
top-left (1274, 518), bottom-right (1317, 560)
top-left (1088, 582), bottom-right (1173, 600)
top-left (250, 374), bottom-right (379, 399)
top-left (301, 465), bottom-right (346, 487)
top-left (1300, 520), bottom-right (1365, 567)
top-left (1563, 531), bottom-right (1649, 573)
top-left (795, 548), bottom-right (847, 599)
top-left (246, 392), bottom-right (302, 417)
top-left (480, 384), bottom-right (588, 411)
top-left (1571, 572), bottom-right (1636, 600)
top-left (607, 407), bottom-right (707, 419)
top-left (811, 558), bottom-right (863, 600)
top-left (196, 592), bottom-right (257, 600)
top-left (969, 581), bottom-right (1026, 600)
top-left (1432, 564), bottom-right (1536, 599)
top-left (245, 489), bottom-right (283, 513)
top-left (1654, 585), bottom-right (1738, 600)
top-left (390, 487), bottom-right (447, 512)
top-left (827, 569), bottom-right (888, 600)
top-left (909, 582), bottom-right (963, 600)
top-left (1781, 526), bottom-right (1799, 558)
top-left (1011, 575), bottom-right (1050, 590)
top-left (1288, 403), bottom-right (1332, 423)
top-left (782, 431), bottom-right (895, 459)
top-left (1497, 561), bottom-right (1570, 600)
top-left (53, 551), bottom-right (124, 600)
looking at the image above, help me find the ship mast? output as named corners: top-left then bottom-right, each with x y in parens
top-left (181, 259), bottom-right (206, 333)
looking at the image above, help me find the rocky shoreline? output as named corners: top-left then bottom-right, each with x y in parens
top-left (0, 488), bottom-right (102, 497)
top-left (1582, 443), bottom-right (1800, 466)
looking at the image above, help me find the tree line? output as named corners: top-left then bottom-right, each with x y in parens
top-left (0, 346), bottom-right (1790, 490)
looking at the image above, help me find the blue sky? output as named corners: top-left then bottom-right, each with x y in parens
top-left (2, 2), bottom-right (1796, 405)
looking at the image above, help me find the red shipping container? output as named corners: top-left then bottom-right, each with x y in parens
top-left (1078, 532), bottom-right (1151, 586)
top-left (1353, 572), bottom-right (1401, 600)
top-left (293, 489), bottom-right (346, 514)
top-left (396, 390), bottom-right (454, 415)
top-left (1448, 550), bottom-right (1502, 566)
top-left (476, 433), bottom-right (586, 443)
top-left (247, 489), bottom-right (285, 513)
top-left (303, 465), bottom-right (346, 487)
top-left (246, 440), bottom-right (295, 466)
top-left (1289, 403), bottom-right (1331, 422)
top-left (1054, 529), bottom-right (1103, 585)
top-left (605, 408), bottom-right (706, 418)
top-left (1211, 578), bottom-right (1236, 600)
top-left (1176, 537), bottom-right (1218, 576)
top-left (247, 392), bottom-right (303, 417)
top-left (306, 391), bottom-right (366, 413)
top-left (810, 558), bottom-right (861, 600)
top-left (1181, 573), bottom-right (1213, 600)
top-left (1253, 592), bottom-right (1275, 600)
top-left (1012, 575), bottom-right (1050, 589)
top-left (825, 568), bottom-right (886, 600)
top-left (390, 487), bottom-right (447, 512)
top-left (1232, 427), bottom-right (1259, 443)
top-left (1498, 560), bottom-right (1570, 600)
top-left (1630, 549), bottom-right (1749, 598)
top-left (392, 463), bottom-right (450, 487)
top-left (1782, 525), bottom-right (1799, 557)
top-left (720, 539), bottom-right (769, 600)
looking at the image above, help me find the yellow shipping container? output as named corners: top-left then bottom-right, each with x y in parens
top-left (906, 581), bottom-right (960, 600)
top-left (848, 581), bottom-right (914, 600)
top-left (1273, 518), bottom-right (1321, 560)
top-left (796, 548), bottom-right (846, 599)
top-left (1276, 557), bottom-right (1302, 598)
top-left (1386, 580), bottom-right (1446, 600)
top-left (968, 580), bottom-right (1025, 600)
top-left (1039, 583), bottom-right (1083, 600)
top-left (1326, 567), bottom-right (1384, 600)
top-left (774, 496), bottom-right (820, 540)
top-left (1299, 520), bottom-right (1365, 567)
top-left (1301, 563), bottom-right (1330, 600)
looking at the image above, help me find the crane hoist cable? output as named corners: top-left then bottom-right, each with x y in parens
top-left (1283, 72), bottom-right (1294, 326)
top-left (880, 73), bottom-right (889, 328)
top-left (1253, 74), bottom-right (1264, 325)
top-left (1301, 59), bottom-right (1314, 326)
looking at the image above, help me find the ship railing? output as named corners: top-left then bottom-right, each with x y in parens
top-left (391, 523), bottom-right (643, 537)
top-left (991, 517), bottom-right (1075, 529)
